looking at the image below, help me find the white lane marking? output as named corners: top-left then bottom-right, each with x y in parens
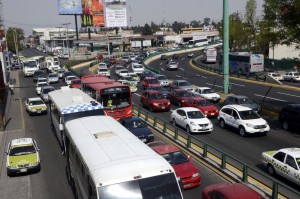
top-left (176, 75), bottom-right (182, 78)
top-left (230, 82), bottom-right (245, 87)
top-left (277, 92), bottom-right (300, 98)
top-left (254, 94), bottom-right (287, 102)
top-left (134, 93), bottom-right (141, 97)
top-left (127, 65), bottom-right (130, 68)
top-left (180, 68), bottom-right (184, 71)
top-left (160, 62), bottom-right (162, 65)
top-left (161, 68), bottom-right (165, 71)
top-left (201, 76), bottom-right (207, 79)
top-left (206, 83), bottom-right (223, 88)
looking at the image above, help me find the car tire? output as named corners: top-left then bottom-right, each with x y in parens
top-left (267, 164), bottom-right (276, 176)
top-left (172, 118), bottom-right (177, 126)
top-left (282, 121), bottom-right (289, 130)
top-left (239, 126), bottom-right (247, 137)
top-left (219, 119), bottom-right (226, 128)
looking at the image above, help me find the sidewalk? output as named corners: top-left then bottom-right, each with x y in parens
top-left (0, 70), bottom-right (31, 199)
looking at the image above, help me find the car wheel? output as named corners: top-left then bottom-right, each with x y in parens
top-left (267, 164), bottom-right (276, 176)
top-left (186, 125), bottom-right (191, 134)
top-left (172, 118), bottom-right (177, 126)
top-left (219, 119), bottom-right (226, 128)
top-left (239, 126), bottom-right (247, 137)
top-left (282, 121), bottom-right (289, 130)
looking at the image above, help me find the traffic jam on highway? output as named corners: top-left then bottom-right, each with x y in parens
top-left (5, 48), bottom-right (300, 199)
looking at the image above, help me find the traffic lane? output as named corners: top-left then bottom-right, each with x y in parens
top-left (19, 73), bottom-right (74, 199)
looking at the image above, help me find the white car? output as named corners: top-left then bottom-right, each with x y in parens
top-left (155, 74), bottom-right (170, 87)
top-left (65, 75), bottom-right (78, 86)
top-left (131, 63), bottom-right (145, 75)
top-left (192, 87), bottom-right (221, 103)
top-left (268, 72), bottom-right (283, 81)
top-left (98, 62), bottom-right (108, 69)
top-left (97, 68), bottom-right (110, 77)
top-left (283, 71), bottom-right (300, 82)
top-left (115, 65), bottom-right (125, 75)
top-left (218, 105), bottom-right (270, 137)
top-left (171, 107), bottom-right (213, 134)
top-left (36, 82), bottom-right (48, 95)
top-left (47, 73), bottom-right (59, 84)
top-left (166, 61), bottom-right (179, 70)
top-left (37, 77), bottom-right (47, 84)
top-left (118, 76), bottom-right (138, 85)
top-left (118, 69), bottom-right (129, 77)
top-left (25, 97), bottom-right (47, 115)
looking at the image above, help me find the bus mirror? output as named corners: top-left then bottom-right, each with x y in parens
top-left (59, 124), bottom-right (64, 131)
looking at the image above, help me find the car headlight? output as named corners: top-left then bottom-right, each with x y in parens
top-left (167, 102), bottom-right (170, 105)
top-left (8, 165), bottom-right (19, 169)
top-left (190, 121), bottom-right (197, 126)
top-left (192, 173), bottom-right (200, 178)
top-left (29, 162), bottom-right (39, 167)
top-left (246, 123), bottom-right (254, 128)
top-left (153, 103), bottom-right (159, 106)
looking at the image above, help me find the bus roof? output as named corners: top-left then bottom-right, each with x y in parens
top-left (48, 87), bottom-right (103, 114)
top-left (81, 74), bottom-right (128, 90)
top-left (65, 116), bottom-right (174, 187)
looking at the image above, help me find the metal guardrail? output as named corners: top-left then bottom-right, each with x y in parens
top-left (133, 104), bottom-right (300, 199)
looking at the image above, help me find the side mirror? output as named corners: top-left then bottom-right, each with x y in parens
top-left (187, 155), bottom-right (191, 160)
top-left (183, 116), bottom-right (187, 119)
top-left (234, 116), bottom-right (238, 119)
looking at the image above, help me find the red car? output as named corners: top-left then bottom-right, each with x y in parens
top-left (140, 90), bottom-right (170, 112)
top-left (148, 141), bottom-right (201, 189)
top-left (167, 89), bottom-right (195, 107)
top-left (141, 77), bottom-right (161, 90)
top-left (202, 183), bottom-right (265, 199)
top-left (69, 79), bottom-right (82, 89)
top-left (182, 97), bottom-right (219, 117)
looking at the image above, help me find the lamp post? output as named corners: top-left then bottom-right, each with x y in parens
top-left (223, 0), bottom-right (230, 94)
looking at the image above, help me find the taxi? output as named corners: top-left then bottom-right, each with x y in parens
top-left (6, 138), bottom-right (41, 176)
top-left (25, 97), bottom-right (47, 115)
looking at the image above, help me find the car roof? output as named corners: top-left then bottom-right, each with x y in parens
top-left (11, 138), bottom-right (34, 146)
top-left (279, 148), bottom-right (300, 158)
top-left (231, 95), bottom-right (248, 99)
top-left (120, 116), bottom-right (141, 122)
top-left (151, 144), bottom-right (180, 155)
top-left (196, 87), bottom-right (211, 90)
top-left (189, 97), bottom-right (206, 101)
top-left (144, 90), bottom-right (160, 94)
top-left (42, 85), bottom-right (55, 89)
top-left (174, 80), bottom-right (188, 83)
top-left (28, 97), bottom-right (43, 101)
top-left (173, 88), bottom-right (188, 92)
top-left (176, 107), bottom-right (200, 112)
top-left (212, 183), bottom-right (263, 199)
top-left (222, 104), bottom-right (252, 111)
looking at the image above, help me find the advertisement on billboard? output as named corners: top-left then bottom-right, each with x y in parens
top-left (81, 0), bottom-right (105, 27)
top-left (58, 0), bottom-right (83, 15)
top-left (105, 0), bottom-right (127, 27)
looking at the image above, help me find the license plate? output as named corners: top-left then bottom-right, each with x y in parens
top-left (37, 111), bottom-right (41, 113)
top-left (162, 107), bottom-right (165, 109)
top-left (260, 129), bottom-right (264, 132)
top-left (211, 113), bottom-right (214, 115)
top-left (141, 139), bottom-right (146, 142)
top-left (20, 168), bottom-right (27, 173)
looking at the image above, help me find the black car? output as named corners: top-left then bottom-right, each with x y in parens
top-left (61, 71), bottom-right (74, 82)
top-left (223, 95), bottom-right (261, 112)
top-left (33, 70), bottom-right (46, 82)
top-left (119, 116), bottom-right (154, 143)
top-left (172, 54), bottom-right (179, 59)
top-left (160, 54), bottom-right (167, 60)
top-left (140, 70), bottom-right (157, 81)
top-left (278, 104), bottom-right (300, 131)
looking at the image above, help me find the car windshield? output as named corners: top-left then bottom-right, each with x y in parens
top-left (238, 97), bottom-right (252, 104)
top-left (170, 61), bottom-right (177, 65)
top-left (197, 100), bottom-right (211, 106)
top-left (187, 111), bottom-right (205, 119)
top-left (72, 80), bottom-right (81, 84)
top-left (38, 79), bottom-right (47, 83)
top-left (178, 91), bottom-right (193, 97)
top-left (270, 73), bottom-right (280, 77)
top-left (34, 71), bottom-right (44, 75)
top-left (49, 74), bottom-right (58, 78)
top-left (29, 100), bottom-right (44, 106)
top-left (151, 86), bottom-right (167, 92)
top-left (99, 69), bottom-right (108, 72)
top-left (127, 120), bottom-right (147, 129)
top-left (43, 88), bottom-right (54, 94)
top-left (124, 76), bottom-right (133, 81)
top-left (162, 151), bottom-right (188, 165)
top-left (202, 88), bottom-right (215, 94)
top-left (9, 145), bottom-right (36, 156)
top-left (68, 77), bottom-right (77, 81)
top-left (148, 79), bottom-right (159, 84)
top-left (134, 65), bottom-right (143, 68)
top-left (238, 110), bottom-right (261, 120)
top-left (178, 81), bottom-right (191, 86)
top-left (37, 83), bottom-right (47, 87)
top-left (150, 93), bottom-right (165, 99)
top-left (157, 75), bottom-right (167, 80)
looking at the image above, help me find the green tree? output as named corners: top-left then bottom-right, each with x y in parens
top-left (142, 23), bottom-right (153, 35)
top-left (203, 17), bottom-right (211, 26)
top-left (244, 0), bottom-right (258, 52)
top-left (6, 27), bottom-right (25, 53)
top-left (190, 20), bottom-right (201, 28)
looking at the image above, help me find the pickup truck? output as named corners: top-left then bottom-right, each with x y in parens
top-left (262, 148), bottom-right (300, 185)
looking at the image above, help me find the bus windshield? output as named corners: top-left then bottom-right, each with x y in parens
top-left (98, 173), bottom-right (182, 199)
top-left (100, 87), bottom-right (131, 109)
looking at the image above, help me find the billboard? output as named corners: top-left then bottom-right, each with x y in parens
top-left (58, 0), bottom-right (83, 15)
top-left (81, 0), bottom-right (105, 27)
top-left (105, 0), bottom-right (127, 27)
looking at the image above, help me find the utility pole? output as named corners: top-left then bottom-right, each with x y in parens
top-left (223, 0), bottom-right (230, 94)
top-left (12, 28), bottom-right (19, 64)
top-left (62, 23), bottom-right (71, 57)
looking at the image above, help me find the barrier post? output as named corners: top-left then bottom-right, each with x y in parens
top-left (153, 117), bottom-right (157, 127)
top-left (186, 134), bottom-right (191, 148)
top-left (242, 165), bottom-right (248, 182)
top-left (202, 144), bottom-right (207, 158)
top-left (271, 181), bottom-right (278, 199)
top-left (163, 122), bottom-right (167, 133)
top-left (174, 127), bottom-right (178, 140)
top-left (137, 107), bottom-right (141, 117)
top-left (145, 111), bottom-right (149, 122)
top-left (221, 154), bottom-right (226, 169)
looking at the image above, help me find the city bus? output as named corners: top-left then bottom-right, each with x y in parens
top-left (31, 55), bottom-right (46, 69)
top-left (188, 37), bottom-right (208, 47)
top-left (64, 116), bottom-right (183, 199)
top-left (48, 87), bottom-right (104, 147)
top-left (229, 52), bottom-right (264, 74)
top-left (81, 74), bottom-right (132, 120)
top-left (205, 47), bottom-right (217, 63)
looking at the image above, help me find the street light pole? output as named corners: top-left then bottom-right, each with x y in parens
top-left (62, 23), bottom-right (71, 57)
top-left (223, 0), bottom-right (230, 94)
top-left (12, 28), bottom-right (19, 64)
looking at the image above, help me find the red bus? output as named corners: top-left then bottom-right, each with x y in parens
top-left (81, 74), bottom-right (132, 120)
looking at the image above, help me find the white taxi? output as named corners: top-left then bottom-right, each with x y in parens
top-left (25, 97), bottom-right (47, 115)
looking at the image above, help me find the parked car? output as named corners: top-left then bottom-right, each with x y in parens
top-left (119, 116), bottom-right (154, 143)
top-left (262, 147), bottom-right (300, 186)
top-left (283, 71), bottom-right (300, 82)
top-left (33, 70), bottom-right (46, 82)
top-left (140, 90), bottom-right (171, 112)
top-left (171, 107), bottom-right (213, 133)
top-left (69, 79), bottom-right (82, 89)
top-left (155, 74), bottom-right (170, 87)
top-left (40, 85), bottom-right (55, 102)
top-left (25, 97), bottom-right (47, 115)
top-left (202, 183), bottom-right (265, 199)
top-left (160, 54), bottom-right (167, 60)
top-left (166, 60), bottom-right (179, 70)
top-left (47, 73), bottom-right (59, 84)
top-left (35, 82), bottom-right (48, 95)
top-left (141, 77), bottom-right (161, 90)
top-left (65, 75), bottom-right (78, 86)
top-left (192, 87), bottom-right (221, 103)
top-left (218, 105), bottom-right (270, 137)
top-left (278, 104), bottom-right (300, 131)
top-left (182, 97), bottom-right (219, 117)
top-left (170, 80), bottom-right (194, 91)
top-left (268, 72), bottom-right (283, 81)
top-left (5, 138), bottom-right (41, 176)
top-left (148, 141), bottom-right (201, 189)
top-left (145, 85), bottom-right (169, 98)
top-left (223, 95), bottom-right (261, 112)
top-left (167, 89), bottom-right (195, 107)
top-left (131, 63), bottom-right (144, 75)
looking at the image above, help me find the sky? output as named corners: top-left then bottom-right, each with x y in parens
top-left (2, 0), bottom-right (264, 36)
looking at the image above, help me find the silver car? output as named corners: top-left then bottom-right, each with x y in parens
top-left (47, 73), bottom-right (59, 84)
top-left (40, 86), bottom-right (55, 102)
top-left (155, 74), bottom-right (170, 87)
top-left (170, 80), bottom-right (194, 91)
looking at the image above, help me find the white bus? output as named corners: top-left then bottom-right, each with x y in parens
top-left (31, 56), bottom-right (46, 69)
top-left (48, 87), bottom-right (105, 146)
top-left (205, 47), bottom-right (217, 63)
top-left (188, 37), bottom-right (208, 47)
top-left (229, 53), bottom-right (264, 74)
top-left (64, 116), bottom-right (183, 199)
